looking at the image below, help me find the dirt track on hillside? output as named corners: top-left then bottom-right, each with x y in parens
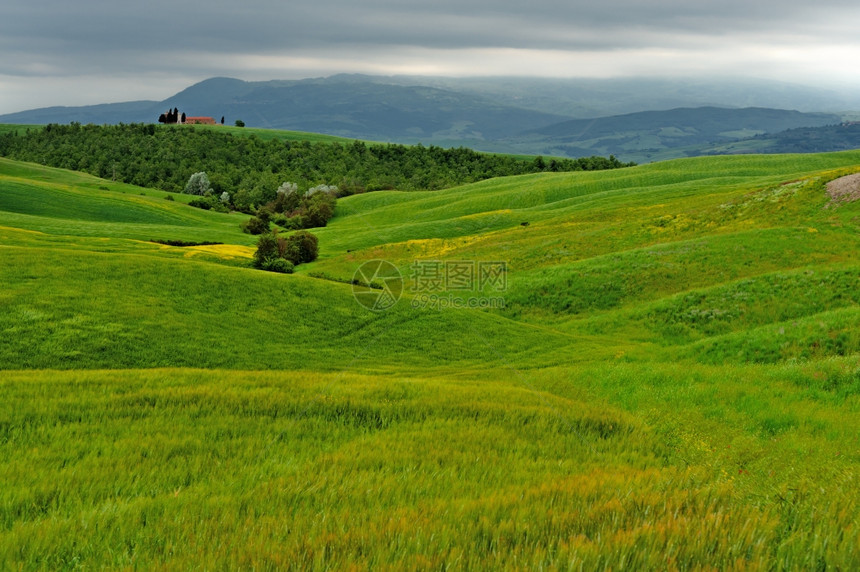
top-left (826, 173), bottom-right (860, 207)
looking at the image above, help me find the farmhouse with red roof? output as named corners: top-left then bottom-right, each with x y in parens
top-left (184, 116), bottom-right (216, 125)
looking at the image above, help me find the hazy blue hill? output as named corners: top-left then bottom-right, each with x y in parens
top-left (0, 100), bottom-right (160, 125)
top-left (504, 107), bottom-right (842, 162)
top-left (741, 123), bottom-right (860, 153)
top-left (529, 107), bottom-right (839, 139)
top-left (160, 77), bottom-right (256, 109)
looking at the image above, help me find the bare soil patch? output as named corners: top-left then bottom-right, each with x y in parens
top-left (826, 172), bottom-right (860, 207)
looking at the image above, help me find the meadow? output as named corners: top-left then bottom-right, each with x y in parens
top-left (1, 147), bottom-right (860, 569)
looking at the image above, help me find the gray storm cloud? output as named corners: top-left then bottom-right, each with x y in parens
top-left (1, 0), bottom-right (858, 112)
top-left (2, 0), bottom-right (854, 54)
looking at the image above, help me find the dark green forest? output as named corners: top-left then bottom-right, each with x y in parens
top-left (0, 123), bottom-right (632, 211)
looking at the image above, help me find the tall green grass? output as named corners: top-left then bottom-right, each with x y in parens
top-left (2, 363), bottom-right (859, 569)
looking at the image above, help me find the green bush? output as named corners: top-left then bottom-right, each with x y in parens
top-left (271, 213), bottom-right (288, 227)
top-left (252, 233), bottom-right (279, 269)
top-left (188, 195), bottom-right (228, 212)
top-left (252, 231), bottom-right (307, 273)
top-left (242, 216), bottom-right (270, 235)
top-left (188, 198), bottom-right (212, 210)
top-left (303, 192), bottom-right (336, 228)
top-left (261, 258), bottom-right (294, 274)
top-left (282, 230), bottom-right (319, 265)
top-left (272, 214), bottom-right (303, 230)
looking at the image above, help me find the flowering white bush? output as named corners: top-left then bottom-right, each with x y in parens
top-left (277, 182), bottom-right (298, 196)
top-left (184, 172), bottom-right (211, 196)
top-left (305, 184), bottom-right (338, 197)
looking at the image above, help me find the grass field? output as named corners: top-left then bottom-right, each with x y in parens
top-left (0, 123), bottom-right (359, 145)
top-left (0, 125), bottom-right (39, 136)
top-left (194, 123), bottom-right (367, 144)
top-left (2, 149), bottom-right (860, 569)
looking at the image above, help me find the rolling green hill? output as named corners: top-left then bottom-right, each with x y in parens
top-left (2, 152), bottom-right (860, 568)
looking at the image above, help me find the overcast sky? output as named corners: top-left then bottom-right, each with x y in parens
top-left (2, 0), bottom-right (859, 114)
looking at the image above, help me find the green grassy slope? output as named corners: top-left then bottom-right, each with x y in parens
top-left (308, 152), bottom-right (860, 361)
top-left (0, 123), bottom-right (363, 144)
top-left (2, 152), bottom-right (860, 569)
top-left (197, 123), bottom-right (371, 144)
top-left (0, 124), bottom-right (39, 136)
top-left (0, 158), bottom-right (253, 245)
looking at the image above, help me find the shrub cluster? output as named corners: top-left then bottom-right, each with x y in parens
top-left (241, 212), bottom-right (271, 235)
top-left (150, 239), bottom-right (223, 247)
top-left (252, 230), bottom-right (319, 273)
top-left (269, 182), bottom-right (337, 229)
top-left (242, 182), bottom-right (338, 233)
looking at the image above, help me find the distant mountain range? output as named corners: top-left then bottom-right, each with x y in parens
top-left (0, 74), bottom-right (856, 162)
